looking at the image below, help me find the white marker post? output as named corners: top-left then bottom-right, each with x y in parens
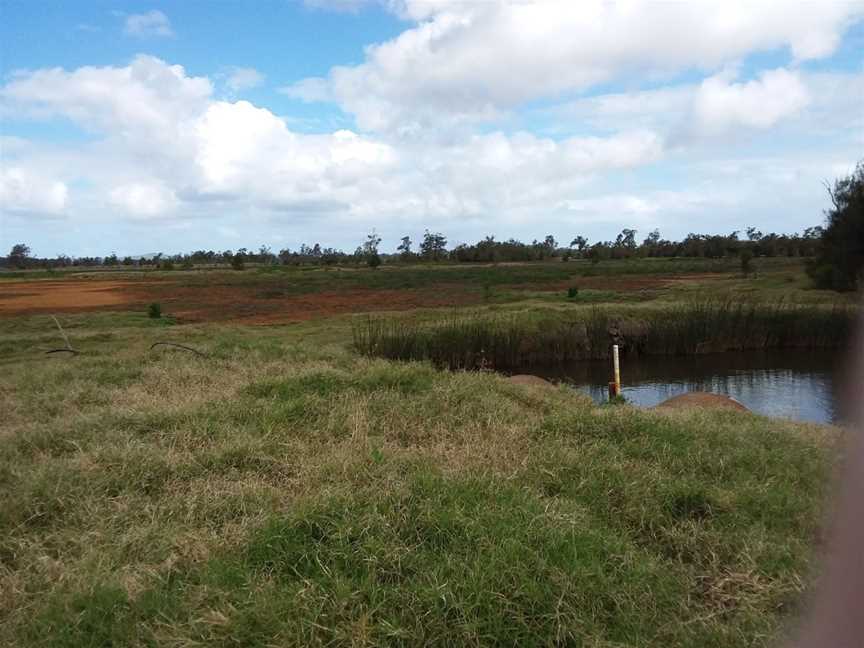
top-left (612, 344), bottom-right (621, 397)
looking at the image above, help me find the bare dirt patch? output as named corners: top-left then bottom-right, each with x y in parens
top-left (0, 271), bottom-right (730, 324)
top-left (0, 278), bottom-right (478, 324)
top-left (0, 280), bottom-right (146, 314)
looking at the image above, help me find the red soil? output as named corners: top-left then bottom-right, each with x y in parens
top-left (0, 271), bottom-right (727, 324)
top-left (0, 279), bottom-right (477, 324)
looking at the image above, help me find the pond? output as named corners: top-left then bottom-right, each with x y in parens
top-left (534, 350), bottom-right (849, 425)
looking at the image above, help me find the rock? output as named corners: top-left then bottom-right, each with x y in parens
top-left (654, 392), bottom-right (750, 412)
top-left (507, 374), bottom-right (555, 388)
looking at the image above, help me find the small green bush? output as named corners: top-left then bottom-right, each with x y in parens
top-left (147, 303), bottom-right (162, 319)
top-left (607, 394), bottom-right (628, 406)
top-left (567, 286), bottom-right (579, 298)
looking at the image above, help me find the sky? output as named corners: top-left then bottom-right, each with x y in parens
top-left (1, 1), bottom-right (863, 258)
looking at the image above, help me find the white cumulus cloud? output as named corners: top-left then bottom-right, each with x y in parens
top-left (0, 167), bottom-right (68, 216)
top-left (694, 68), bottom-right (811, 134)
top-left (285, 0), bottom-right (861, 132)
top-left (1, 56), bottom-right (665, 226)
top-left (109, 182), bottom-right (179, 219)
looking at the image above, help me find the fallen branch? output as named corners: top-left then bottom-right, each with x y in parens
top-left (149, 342), bottom-right (207, 357)
top-left (45, 315), bottom-right (78, 356)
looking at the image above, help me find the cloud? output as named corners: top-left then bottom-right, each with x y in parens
top-left (109, 183), bottom-right (178, 218)
top-left (224, 67), bottom-right (265, 92)
top-left (1, 55), bottom-right (211, 163)
top-left (0, 55), bottom-right (668, 236)
top-left (0, 167), bottom-right (68, 216)
top-left (286, 0), bottom-right (862, 132)
top-left (547, 66), bottom-right (821, 142)
top-left (2, 53), bottom-right (860, 254)
top-left (694, 68), bottom-right (810, 134)
top-left (124, 10), bottom-right (174, 38)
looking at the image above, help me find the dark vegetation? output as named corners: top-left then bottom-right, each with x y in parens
top-left (354, 301), bottom-right (856, 371)
top-left (807, 161), bottom-right (864, 291)
top-left (0, 226), bottom-right (828, 270)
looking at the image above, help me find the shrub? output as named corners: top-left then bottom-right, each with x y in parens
top-left (147, 303), bottom-right (162, 319)
top-left (567, 286), bottom-right (579, 298)
top-left (807, 161), bottom-right (864, 291)
top-left (740, 249), bottom-right (753, 277)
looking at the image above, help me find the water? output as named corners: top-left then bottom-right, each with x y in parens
top-left (537, 350), bottom-right (848, 424)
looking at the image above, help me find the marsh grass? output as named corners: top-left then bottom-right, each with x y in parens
top-left (0, 310), bottom-right (844, 646)
top-left (353, 300), bottom-right (856, 370)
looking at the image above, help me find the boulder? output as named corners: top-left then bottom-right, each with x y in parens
top-left (507, 374), bottom-right (555, 388)
top-left (654, 392), bottom-right (750, 412)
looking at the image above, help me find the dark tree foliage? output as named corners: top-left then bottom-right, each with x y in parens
top-left (230, 248), bottom-right (246, 271)
top-left (7, 243), bottom-right (30, 269)
top-left (397, 236), bottom-right (413, 261)
top-left (420, 230), bottom-right (448, 261)
top-left (807, 162), bottom-right (864, 291)
top-left (363, 231), bottom-right (382, 268)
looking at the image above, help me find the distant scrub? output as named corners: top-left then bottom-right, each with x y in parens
top-left (353, 301), bottom-right (857, 371)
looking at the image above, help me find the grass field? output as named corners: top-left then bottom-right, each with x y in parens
top-left (0, 258), bottom-right (855, 646)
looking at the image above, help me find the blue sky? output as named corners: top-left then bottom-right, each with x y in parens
top-left (1, 1), bottom-right (863, 257)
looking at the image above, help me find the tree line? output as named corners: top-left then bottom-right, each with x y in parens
top-left (2, 227), bottom-right (824, 268)
top-left (5, 162), bottom-right (862, 290)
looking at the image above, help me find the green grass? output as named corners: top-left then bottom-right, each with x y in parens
top-left (0, 315), bottom-right (841, 646)
top-left (0, 264), bottom-right (850, 646)
top-left (353, 300), bottom-right (857, 370)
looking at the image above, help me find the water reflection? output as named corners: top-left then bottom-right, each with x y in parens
top-left (538, 350), bottom-right (846, 424)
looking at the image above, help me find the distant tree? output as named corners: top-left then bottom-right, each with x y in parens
top-left (587, 242), bottom-right (611, 264)
top-left (420, 230), bottom-right (448, 261)
top-left (643, 229), bottom-right (661, 247)
top-left (231, 249), bottom-right (246, 271)
top-left (7, 243), bottom-right (30, 269)
top-left (614, 228), bottom-right (637, 250)
top-left (258, 245), bottom-right (276, 264)
top-left (746, 227), bottom-right (763, 242)
top-left (363, 230), bottom-right (382, 268)
top-left (807, 161), bottom-right (864, 291)
top-left (397, 236), bottom-right (413, 261)
top-left (570, 236), bottom-right (588, 257)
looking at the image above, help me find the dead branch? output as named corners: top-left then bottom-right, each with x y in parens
top-left (149, 342), bottom-right (207, 357)
top-left (45, 315), bottom-right (78, 356)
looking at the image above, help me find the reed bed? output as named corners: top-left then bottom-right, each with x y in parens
top-left (353, 301), bottom-right (858, 370)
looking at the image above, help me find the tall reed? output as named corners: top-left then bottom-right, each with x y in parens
top-left (353, 301), bottom-right (857, 371)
